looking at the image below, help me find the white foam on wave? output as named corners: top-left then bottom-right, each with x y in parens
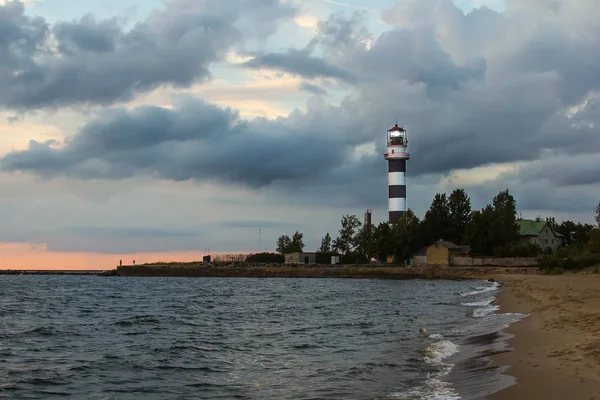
top-left (387, 374), bottom-right (461, 400)
top-left (472, 305), bottom-right (500, 318)
top-left (424, 339), bottom-right (459, 365)
top-left (386, 335), bottom-right (461, 399)
top-left (461, 298), bottom-right (494, 307)
top-left (459, 282), bottom-right (500, 297)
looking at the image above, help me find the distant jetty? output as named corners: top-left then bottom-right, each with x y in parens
top-left (0, 270), bottom-right (117, 276)
top-left (115, 262), bottom-right (539, 279)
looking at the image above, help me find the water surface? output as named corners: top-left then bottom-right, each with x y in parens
top-left (0, 276), bottom-right (519, 399)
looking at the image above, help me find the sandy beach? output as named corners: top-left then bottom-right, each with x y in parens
top-left (488, 273), bottom-right (600, 399)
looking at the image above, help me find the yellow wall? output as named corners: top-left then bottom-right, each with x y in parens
top-left (426, 243), bottom-right (450, 266)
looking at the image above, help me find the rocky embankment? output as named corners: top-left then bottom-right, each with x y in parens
top-left (0, 269), bottom-right (117, 276)
top-left (116, 262), bottom-right (540, 279)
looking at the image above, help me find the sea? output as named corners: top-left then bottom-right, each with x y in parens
top-left (0, 276), bottom-right (526, 400)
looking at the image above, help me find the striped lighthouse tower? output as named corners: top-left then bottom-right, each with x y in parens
top-left (383, 123), bottom-right (410, 223)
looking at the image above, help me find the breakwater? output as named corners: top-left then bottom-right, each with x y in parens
top-left (116, 262), bottom-right (540, 279)
top-left (0, 269), bottom-right (117, 276)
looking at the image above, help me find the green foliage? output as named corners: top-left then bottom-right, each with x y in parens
top-left (333, 214), bottom-right (362, 254)
top-left (466, 189), bottom-right (519, 255)
top-left (554, 220), bottom-right (595, 247)
top-left (587, 229), bottom-right (600, 254)
top-left (538, 252), bottom-right (600, 272)
top-left (421, 193), bottom-right (451, 245)
top-left (490, 242), bottom-right (541, 257)
top-left (371, 222), bottom-right (395, 262)
top-left (272, 189), bottom-right (597, 266)
top-left (354, 225), bottom-right (376, 262)
top-left (447, 189), bottom-right (472, 244)
top-left (246, 252), bottom-right (285, 263)
top-left (596, 200), bottom-right (600, 228)
top-left (318, 233), bottom-right (332, 253)
top-left (392, 209), bottom-right (421, 263)
top-left (491, 189), bottom-right (520, 244)
top-left (276, 231), bottom-right (304, 254)
top-left (538, 229), bottom-right (600, 272)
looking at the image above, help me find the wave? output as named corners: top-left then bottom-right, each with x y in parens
top-left (472, 305), bottom-right (500, 318)
top-left (459, 282), bottom-right (501, 297)
top-left (387, 334), bottom-right (460, 399)
top-left (461, 298), bottom-right (494, 307)
top-left (424, 339), bottom-right (459, 366)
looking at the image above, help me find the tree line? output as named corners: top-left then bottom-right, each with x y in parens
top-left (247, 189), bottom-right (600, 266)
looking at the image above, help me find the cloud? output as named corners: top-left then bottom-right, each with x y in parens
top-left (299, 81), bottom-right (328, 95)
top-left (0, 96), bottom-right (366, 187)
top-left (2, 0), bottom-right (600, 256)
top-left (3, 0), bottom-right (600, 191)
top-left (0, 0), bottom-right (297, 110)
top-left (219, 220), bottom-right (297, 228)
top-left (241, 49), bottom-right (356, 82)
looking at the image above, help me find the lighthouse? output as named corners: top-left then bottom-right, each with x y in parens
top-left (383, 123), bottom-right (410, 223)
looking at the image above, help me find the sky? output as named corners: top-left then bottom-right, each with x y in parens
top-left (0, 0), bottom-right (598, 269)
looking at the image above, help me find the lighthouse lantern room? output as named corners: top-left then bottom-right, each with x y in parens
top-left (383, 123), bottom-right (410, 223)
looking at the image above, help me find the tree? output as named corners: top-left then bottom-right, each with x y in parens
top-left (371, 222), bottom-right (395, 262)
top-left (555, 221), bottom-right (596, 247)
top-left (318, 233), bottom-right (332, 253)
top-left (276, 231), bottom-right (304, 254)
top-left (421, 193), bottom-right (451, 244)
top-left (595, 200), bottom-right (600, 228)
top-left (333, 214), bottom-right (362, 254)
top-left (587, 229), bottom-right (600, 254)
top-left (465, 205), bottom-right (495, 254)
top-left (290, 231), bottom-right (304, 252)
top-left (448, 189), bottom-right (472, 244)
top-left (465, 189), bottom-right (519, 255)
top-left (392, 209), bottom-right (421, 263)
top-left (276, 235), bottom-right (292, 254)
top-left (490, 189), bottom-right (519, 249)
top-left (355, 222), bottom-right (381, 263)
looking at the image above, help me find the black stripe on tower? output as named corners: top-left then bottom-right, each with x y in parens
top-left (388, 159), bottom-right (406, 172)
top-left (389, 211), bottom-right (405, 222)
top-left (389, 185), bottom-right (406, 198)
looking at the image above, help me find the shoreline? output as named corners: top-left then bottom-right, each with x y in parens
top-left (486, 274), bottom-right (600, 399)
top-left (115, 263), bottom-right (539, 280)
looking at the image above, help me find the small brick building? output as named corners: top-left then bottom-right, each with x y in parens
top-left (426, 240), bottom-right (470, 266)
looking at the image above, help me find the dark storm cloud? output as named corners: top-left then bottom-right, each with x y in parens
top-left (53, 15), bottom-right (121, 53)
top-left (1, 96), bottom-right (363, 187)
top-left (242, 50), bottom-right (356, 82)
top-left (2, 0), bottom-right (600, 215)
top-left (0, 225), bottom-right (205, 253)
top-left (0, 0), bottom-right (296, 110)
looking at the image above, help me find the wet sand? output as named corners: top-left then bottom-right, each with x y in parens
top-left (488, 274), bottom-right (600, 400)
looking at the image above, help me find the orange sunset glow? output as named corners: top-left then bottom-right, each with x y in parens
top-left (0, 243), bottom-right (246, 270)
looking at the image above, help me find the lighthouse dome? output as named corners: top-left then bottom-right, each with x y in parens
top-left (388, 124), bottom-right (405, 133)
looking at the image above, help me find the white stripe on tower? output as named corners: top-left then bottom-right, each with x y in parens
top-left (388, 171), bottom-right (405, 186)
top-left (389, 198), bottom-right (406, 212)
